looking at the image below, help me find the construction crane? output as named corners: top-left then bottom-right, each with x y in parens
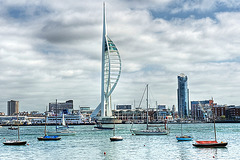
top-left (198, 101), bottom-right (208, 121)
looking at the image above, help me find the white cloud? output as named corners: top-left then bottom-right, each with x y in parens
top-left (1, 0), bottom-right (240, 113)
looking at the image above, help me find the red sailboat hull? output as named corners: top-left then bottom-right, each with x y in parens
top-left (193, 141), bottom-right (228, 147)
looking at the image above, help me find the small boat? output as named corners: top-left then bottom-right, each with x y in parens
top-left (8, 126), bottom-right (18, 130)
top-left (176, 135), bottom-right (193, 141)
top-left (47, 130), bottom-right (76, 136)
top-left (46, 100), bottom-right (76, 136)
top-left (131, 127), bottom-right (169, 135)
top-left (193, 98), bottom-right (228, 148)
top-left (130, 84), bottom-right (169, 135)
top-left (3, 140), bottom-right (27, 145)
top-left (110, 136), bottom-right (123, 141)
top-left (3, 114), bottom-right (27, 145)
top-left (38, 107), bottom-right (61, 141)
top-left (110, 113), bottom-right (123, 141)
top-left (192, 141), bottom-right (227, 147)
top-left (38, 136), bottom-right (61, 141)
top-left (94, 122), bottom-right (114, 130)
top-left (176, 118), bottom-right (192, 141)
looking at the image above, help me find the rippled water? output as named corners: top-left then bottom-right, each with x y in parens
top-left (0, 123), bottom-right (239, 160)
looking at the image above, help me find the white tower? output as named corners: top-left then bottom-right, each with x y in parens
top-left (91, 3), bottom-right (121, 118)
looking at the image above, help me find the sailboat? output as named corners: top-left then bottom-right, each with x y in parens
top-left (192, 98), bottom-right (227, 147)
top-left (3, 113), bottom-right (27, 145)
top-left (38, 107), bottom-right (61, 141)
top-left (47, 100), bottom-right (76, 136)
top-left (176, 117), bottom-right (192, 141)
top-left (47, 114), bottom-right (76, 136)
top-left (110, 106), bottom-right (123, 141)
top-left (94, 121), bottom-right (114, 130)
top-left (130, 84), bottom-right (169, 135)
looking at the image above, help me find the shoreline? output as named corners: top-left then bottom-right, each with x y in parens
top-left (1, 120), bottom-right (240, 126)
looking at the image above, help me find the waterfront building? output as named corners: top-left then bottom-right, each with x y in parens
top-left (80, 107), bottom-right (90, 111)
top-left (191, 99), bottom-right (214, 121)
top-left (7, 100), bottom-right (19, 116)
top-left (19, 111), bottom-right (29, 116)
top-left (47, 114), bottom-right (82, 124)
top-left (225, 105), bottom-right (240, 120)
top-left (0, 116), bottom-right (30, 125)
top-left (116, 105), bottom-right (131, 110)
top-left (91, 3), bottom-right (121, 120)
top-left (213, 105), bottom-right (226, 118)
top-left (112, 108), bottom-right (173, 123)
top-left (49, 100), bottom-right (73, 114)
top-left (177, 73), bottom-right (189, 118)
top-left (158, 105), bottom-right (166, 111)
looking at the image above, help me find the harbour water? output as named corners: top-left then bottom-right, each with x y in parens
top-left (0, 123), bottom-right (239, 160)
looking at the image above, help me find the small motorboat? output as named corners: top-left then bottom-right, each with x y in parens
top-left (47, 129), bottom-right (76, 136)
top-left (3, 140), bottom-right (27, 145)
top-left (176, 135), bottom-right (193, 141)
top-left (110, 136), bottom-right (123, 141)
top-left (192, 141), bottom-right (228, 148)
top-left (37, 136), bottom-right (61, 141)
top-left (8, 126), bottom-right (18, 130)
top-left (94, 123), bottom-right (113, 130)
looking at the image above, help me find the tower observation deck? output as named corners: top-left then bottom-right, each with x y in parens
top-left (91, 3), bottom-right (121, 119)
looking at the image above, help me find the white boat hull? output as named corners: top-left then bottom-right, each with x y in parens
top-left (110, 136), bottom-right (123, 141)
top-left (47, 130), bottom-right (76, 136)
top-left (131, 129), bottom-right (169, 135)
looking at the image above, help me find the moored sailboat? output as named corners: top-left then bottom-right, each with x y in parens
top-left (47, 99), bottom-right (76, 136)
top-left (110, 107), bottom-right (123, 141)
top-left (3, 113), bottom-right (27, 145)
top-left (192, 98), bottom-right (227, 147)
top-left (176, 117), bottom-right (192, 141)
top-left (130, 84), bottom-right (169, 135)
top-left (110, 122), bottom-right (123, 141)
top-left (38, 107), bottom-right (61, 141)
top-left (94, 122), bottom-right (114, 130)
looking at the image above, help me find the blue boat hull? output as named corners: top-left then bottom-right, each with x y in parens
top-left (176, 136), bottom-right (193, 141)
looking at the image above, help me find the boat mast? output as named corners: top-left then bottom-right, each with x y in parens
top-left (113, 105), bottom-right (115, 136)
top-left (181, 120), bottom-right (183, 136)
top-left (181, 107), bottom-right (183, 136)
top-left (44, 106), bottom-right (47, 136)
top-left (146, 84), bottom-right (149, 130)
top-left (17, 112), bottom-right (20, 141)
top-left (56, 99), bottom-right (58, 131)
top-left (212, 98), bottom-right (217, 141)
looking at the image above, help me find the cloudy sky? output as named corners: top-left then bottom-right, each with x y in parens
top-left (1, 0), bottom-right (240, 113)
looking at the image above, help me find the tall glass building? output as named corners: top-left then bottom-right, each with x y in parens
top-left (177, 73), bottom-right (189, 118)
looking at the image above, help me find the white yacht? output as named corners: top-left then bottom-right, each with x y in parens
top-left (130, 84), bottom-right (169, 135)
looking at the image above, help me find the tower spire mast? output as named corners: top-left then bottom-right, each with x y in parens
top-left (101, 2), bottom-right (106, 117)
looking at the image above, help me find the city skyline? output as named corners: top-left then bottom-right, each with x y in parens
top-left (1, 1), bottom-right (240, 112)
